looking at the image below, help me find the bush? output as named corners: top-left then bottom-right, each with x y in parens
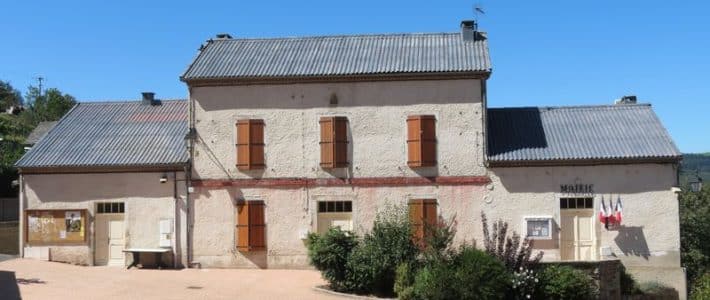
top-left (306, 227), bottom-right (358, 291)
top-left (637, 282), bottom-right (678, 299)
top-left (345, 206), bottom-right (418, 296)
top-left (481, 212), bottom-right (543, 272)
top-left (619, 265), bottom-right (642, 295)
top-left (691, 273), bottom-right (710, 300)
top-left (407, 246), bottom-right (510, 300)
top-left (538, 265), bottom-right (597, 300)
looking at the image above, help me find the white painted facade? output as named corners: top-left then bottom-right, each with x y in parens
top-left (20, 172), bottom-right (188, 267)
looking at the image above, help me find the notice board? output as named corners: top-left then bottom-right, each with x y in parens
top-left (25, 209), bottom-right (88, 245)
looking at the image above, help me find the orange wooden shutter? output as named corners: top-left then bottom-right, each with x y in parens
top-left (236, 201), bottom-right (266, 252)
top-left (236, 119), bottom-right (265, 170)
top-left (248, 201), bottom-right (266, 251)
top-left (320, 116), bottom-right (349, 168)
top-left (407, 115), bottom-right (436, 167)
top-left (409, 199), bottom-right (437, 244)
top-left (236, 201), bottom-right (250, 251)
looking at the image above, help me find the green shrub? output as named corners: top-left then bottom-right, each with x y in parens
top-left (538, 265), bottom-right (597, 300)
top-left (638, 281), bottom-right (678, 299)
top-left (481, 212), bottom-right (543, 272)
top-left (619, 265), bottom-right (642, 295)
top-left (691, 273), bottom-right (710, 300)
top-left (394, 262), bottom-right (417, 300)
top-left (406, 246), bottom-right (511, 300)
top-left (345, 205), bottom-right (418, 296)
top-left (306, 227), bottom-right (358, 291)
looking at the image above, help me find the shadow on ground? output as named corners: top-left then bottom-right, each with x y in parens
top-left (0, 271), bottom-right (21, 300)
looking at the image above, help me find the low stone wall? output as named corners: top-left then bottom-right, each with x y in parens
top-left (542, 259), bottom-right (622, 300)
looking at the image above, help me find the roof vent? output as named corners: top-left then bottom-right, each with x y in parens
top-left (460, 20), bottom-right (478, 42)
top-left (615, 95), bottom-right (638, 105)
top-left (141, 92), bottom-right (160, 106)
top-left (215, 33), bottom-right (232, 39)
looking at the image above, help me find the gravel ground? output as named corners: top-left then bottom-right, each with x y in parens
top-left (0, 258), bottom-right (342, 300)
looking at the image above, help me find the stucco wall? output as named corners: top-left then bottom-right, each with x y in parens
top-left (191, 184), bottom-right (487, 269)
top-left (190, 79), bottom-right (485, 180)
top-left (486, 163), bottom-right (685, 296)
top-left (21, 172), bottom-right (187, 267)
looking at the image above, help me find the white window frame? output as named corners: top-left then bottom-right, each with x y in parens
top-left (522, 216), bottom-right (553, 240)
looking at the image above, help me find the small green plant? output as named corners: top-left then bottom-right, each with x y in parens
top-left (511, 267), bottom-right (539, 300)
top-left (619, 265), bottom-right (642, 295)
top-left (306, 227), bottom-right (358, 291)
top-left (538, 265), bottom-right (598, 300)
top-left (691, 273), bottom-right (710, 300)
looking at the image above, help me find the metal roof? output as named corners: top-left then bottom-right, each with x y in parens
top-left (24, 121), bottom-right (57, 145)
top-left (487, 104), bottom-right (682, 165)
top-left (16, 100), bottom-right (188, 170)
top-left (181, 32), bottom-right (490, 81)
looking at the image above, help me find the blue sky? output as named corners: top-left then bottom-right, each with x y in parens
top-left (1, 0), bottom-right (708, 152)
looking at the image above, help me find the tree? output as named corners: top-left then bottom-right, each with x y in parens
top-left (0, 81), bottom-right (23, 111)
top-left (22, 86), bottom-right (76, 125)
top-left (680, 186), bottom-right (710, 289)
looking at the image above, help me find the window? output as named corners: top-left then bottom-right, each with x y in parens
top-left (319, 116), bottom-right (349, 168)
top-left (236, 119), bottom-right (265, 170)
top-left (408, 199), bottom-right (437, 243)
top-left (96, 202), bottom-right (124, 214)
top-left (317, 201), bottom-right (353, 234)
top-left (236, 200), bottom-right (266, 252)
top-left (407, 115), bottom-right (437, 167)
top-left (524, 217), bottom-right (552, 239)
top-left (560, 197), bottom-right (594, 209)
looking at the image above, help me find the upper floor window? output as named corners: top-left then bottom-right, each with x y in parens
top-left (319, 116), bottom-right (349, 168)
top-left (407, 115), bottom-right (437, 167)
top-left (235, 119), bottom-right (265, 170)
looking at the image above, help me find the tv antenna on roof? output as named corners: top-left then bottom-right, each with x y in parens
top-left (473, 3), bottom-right (485, 22)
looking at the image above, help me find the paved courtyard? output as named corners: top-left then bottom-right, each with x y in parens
top-left (0, 258), bottom-right (342, 300)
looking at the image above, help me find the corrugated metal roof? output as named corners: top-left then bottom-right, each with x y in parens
top-left (181, 32), bottom-right (490, 81)
top-left (16, 100), bottom-right (188, 169)
top-left (487, 104), bottom-right (681, 165)
top-left (24, 121), bottom-right (57, 145)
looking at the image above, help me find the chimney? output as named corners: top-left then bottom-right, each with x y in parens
top-left (215, 33), bottom-right (232, 39)
top-left (615, 95), bottom-right (638, 105)
top-left (141, 92), bottom-right (159, 106)
top-left (461, 20), bottom-right (478, 41)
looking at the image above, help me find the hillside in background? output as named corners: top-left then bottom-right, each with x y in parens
top-left (680, 153), bottom-right (710, 186)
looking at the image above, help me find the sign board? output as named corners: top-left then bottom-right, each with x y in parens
top-left (25, 209), bottom-right (88, 245)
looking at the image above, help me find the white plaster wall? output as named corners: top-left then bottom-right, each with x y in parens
top-left (190, 79), bottom-right (485, 180)
top-left (21, 172), bottom-right (187, 267)
top-left (486, 163), bottom-right (685, 296)
top-left (190, 184), bottom-right (486, 269)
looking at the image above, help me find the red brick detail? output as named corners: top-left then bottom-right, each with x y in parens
top-left (192, 176), bottom-right (490, 188)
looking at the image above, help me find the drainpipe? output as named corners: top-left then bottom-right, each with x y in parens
top-left (18, 174), bottom-right (24, 258)
top-left (173, 171), bottom-right (178, 269)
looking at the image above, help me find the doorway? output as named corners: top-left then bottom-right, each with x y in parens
top-left (559, 197), bottom-right (598, 261)
top-left (94, 202), bottom-right (125, 266)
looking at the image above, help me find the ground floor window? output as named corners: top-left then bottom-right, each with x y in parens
top-left (408, 199), bottom-right (437, 243)
top-left (236, 200), bottom-right (266, 252)
top-left (316, 201), bottom-right (352, 234)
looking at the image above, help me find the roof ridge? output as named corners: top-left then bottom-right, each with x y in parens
top-left (488, 103), bottom-right (652, 111)
top-left (209, 31), bottom-right (468, 42)
top-left (78, 99), bottom-right (187, 104)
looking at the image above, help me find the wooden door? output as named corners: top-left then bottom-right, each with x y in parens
top-left (560, 210), bottom-right (597, 261)
top-left (95, 214), bottom-right (125, 266)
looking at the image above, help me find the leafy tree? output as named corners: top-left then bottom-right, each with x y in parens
top-left (22, 86), bottom-right (76, 126)
top-left (0, 81), bottom-right (22, 111)
top-left (679, 186), bottom-right (710, 289)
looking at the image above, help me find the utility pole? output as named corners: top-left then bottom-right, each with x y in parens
top-left (35, 76), bottom-right (44, 97)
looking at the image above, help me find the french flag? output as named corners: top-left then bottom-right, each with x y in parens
top-left (599, 196), bottom-right (609, 229)
top-left (615, 196), bottom-right (623, 224)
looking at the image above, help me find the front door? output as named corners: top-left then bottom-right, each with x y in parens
top-left (560, 209), bottom-right (597, 261)
top-left (95, 212), bottom-right (125, 266)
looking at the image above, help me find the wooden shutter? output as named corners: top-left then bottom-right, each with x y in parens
top-left (320, 116), bottom-right (349, 168)
top-left (409, 199), bottom-right (437, 243)
top-left (236, 201), bottom-right (266, 252)
top-left (407, 115), bottom-right (436, 167)
top-left (236, 119), bottom-right (265, 170)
